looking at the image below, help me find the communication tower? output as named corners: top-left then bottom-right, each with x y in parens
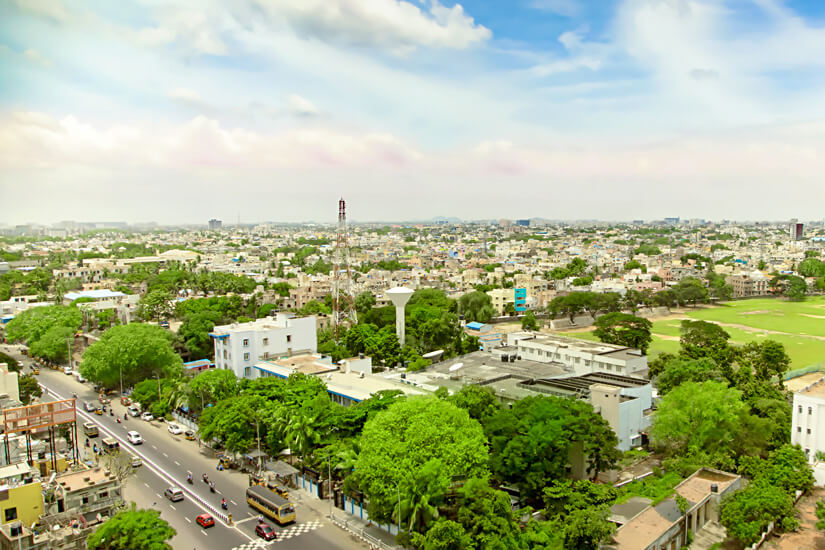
top-left (332, 198), bottom-right (357, 339)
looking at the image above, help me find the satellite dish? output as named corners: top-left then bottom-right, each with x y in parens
top-left (449, 363), bottom-right (464, 372)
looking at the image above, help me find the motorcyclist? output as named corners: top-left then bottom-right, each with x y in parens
top-left (187, 473), bottom-right (193, 484)
top-left (221, 498), bottom-right (227, 510)
top-left (209, 481), bottom-right (215, 493)
top-left (202, 473), bottom-right (208, 483)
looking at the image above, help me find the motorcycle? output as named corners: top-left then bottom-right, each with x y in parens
top-left (202, 474), bottom-right (209, 483)
top-left (221, 499), bottom-right (228, 510)
top-left (187, 472), bottom-right (193, 484)
top-left (209, 482), bottom-right (215, 494)
top-left (116, 417), bottom-right (121, 424)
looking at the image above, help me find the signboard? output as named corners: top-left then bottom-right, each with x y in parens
top-left (3, 399), bottom-right (76, 434)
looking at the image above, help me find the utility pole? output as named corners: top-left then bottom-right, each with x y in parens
top-left (332, 198), bottom-right (357, 341)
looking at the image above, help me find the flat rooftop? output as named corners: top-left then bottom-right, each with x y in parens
top-left (428, 351), bottom-right (570, 383)
top-left (525, 372), bottom-right (650, 398)
top-left (796, 376), bottom-right (825, 399)
top-left (255, 354), bottom-right (336, 377)
top-left (56, 466), bottom-right (115, 492)
top-left (520, 333), bottom-right (644, 359)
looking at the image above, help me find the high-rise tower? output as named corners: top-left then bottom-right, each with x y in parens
top-left (332, 198), bottom-right (357, 340)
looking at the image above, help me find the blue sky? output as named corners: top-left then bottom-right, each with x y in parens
top-left (1, 0), bottom-right (824, 224)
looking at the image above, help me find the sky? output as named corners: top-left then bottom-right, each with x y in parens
top-left (1, 0), bottom-right (825, 225)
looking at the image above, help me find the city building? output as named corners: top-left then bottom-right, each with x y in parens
top-left (210, 314), bottom-right (318, 379)
top-left (606, 468), bottom-right (742, 550)
top-left (725, 272), bottom-right (770, 298)
top-left (507, 333), bottom-right (649, 378)
top-left (791, 375), bottom-right (825, 462)
top-left (208, 219), bottom-right (223, 231)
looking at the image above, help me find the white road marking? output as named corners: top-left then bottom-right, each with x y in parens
top-left (174, 461), bottom-right (180, 466)
top-left (152, 445), bottom-right (158, 450)
top-left (230, 500), bottom-right (238, 506)
top-left (169, 505), bottom-right (176, 510)
top-left (215, 490), bottom-right (221, 495)
top-left (156, 493), bottom-right (162, 499)
top-left (162, 452), bottom-right (168, 458)
top-left (144, 483), bottom-right (150, 488)
top-left (185, 517), bottom-right (192, 523)
top-left (201, 530), bottom-right (209, 536)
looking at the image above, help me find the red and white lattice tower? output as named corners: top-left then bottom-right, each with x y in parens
top-left (332, 198), bottom-right (357, 339)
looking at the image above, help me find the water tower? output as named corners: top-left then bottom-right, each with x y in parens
top-left (386, 287), bottom-right (414, 347)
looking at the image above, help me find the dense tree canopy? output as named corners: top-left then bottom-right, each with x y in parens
top-left (654, 357), bottom-right (725, 395)
top-left (6, 305), bottom-right (81, 351)
top-left (485, 395), bottom-right (619, 501)
top-left (354, 396), bottom-right (489, 527)
top-left (80, 324), bottom-right (183, 388)
top-left (593, 312), bottom-right (652, 353)
top-left (458, 291), bottom-right (495, 323)
top-left (87, 505), bottom-right (176, 550)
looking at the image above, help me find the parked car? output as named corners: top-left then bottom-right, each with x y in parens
top-left (126, 431), bottom-right (143, 445)
top-left (76, 373), bottom-right (87, 383)
top-left (83, 402), bottom-right (96, 412)
top-left (63, 366), bottom-right (73, 375)
top-left (127, 405), bottom-right (141, 417)
top-left (164, 487), bottom-right (184, 502)
top-left (196, 514), bottom-right (215, 528)
top-left (256, 523), bottom-right (277, 541)
top-left (167, 423), bottom-right (184, 435)
top-left (184, 430), bottom-right (196, 441)
top-left (131, 455), bottom-right (142, 468)
top-left (140, 412), bottom-right (154, 422)
top-left (120, 396), bottom-right (131, 406)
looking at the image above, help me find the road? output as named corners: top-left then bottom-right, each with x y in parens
top-left (4, 344), bottom-right (363, 550)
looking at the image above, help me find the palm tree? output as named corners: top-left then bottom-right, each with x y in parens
top-left (402, 460), bottom-right (449, 534)
top-left (165, 376), bottom-right (190, 412)
top-left (280, 407), bottom-right (321, 464)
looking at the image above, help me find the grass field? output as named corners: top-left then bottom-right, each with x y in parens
top-left (554, 296), bottom-right (825, 370)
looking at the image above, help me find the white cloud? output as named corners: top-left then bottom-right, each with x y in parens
top-left (23, 48), bottom-right (51, 67)
top-left (252, 0), bottom-right (491, 54)
top-left (530, 0), bottom-right (580, 17)
top-left (168, 88), bottom-right (202, 103)
top-left (136, 27), bottom-right (177, 47)
top-left (13, 0), bottom-right (69, 22)
top-left (286, 94), bottom-right (320, 117)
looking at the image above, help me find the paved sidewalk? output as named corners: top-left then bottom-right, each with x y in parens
top-left (291, 486), bottom-right (402, 550)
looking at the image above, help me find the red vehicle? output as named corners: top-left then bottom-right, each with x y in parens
top-left (196, 514), bottom-right (215, 528)
top-left (120, 396), bottom-right (131, 406)
top-left (255, 523), bottom-right (277, 541)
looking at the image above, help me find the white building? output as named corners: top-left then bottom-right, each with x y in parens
top-left (210, 314), bottom-right (317, 379)
top-left (507, 332), bottom-right (649, 378)
top-left (791, 376), bottom-right (825, 462)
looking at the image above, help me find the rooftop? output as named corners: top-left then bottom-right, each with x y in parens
top-left (524, 372), bottom-right (650, 399)
top-left (56, 466), bottom-right (116, 493)
top-left (64, 289), bottom-right (126, 300)
top-left (516, 333), bottom-right (645, 359)
top-left (796, 376), bottom-right (825, 400)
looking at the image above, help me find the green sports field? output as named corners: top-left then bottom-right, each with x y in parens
top-left (558, 296), bottom-right (825, 370)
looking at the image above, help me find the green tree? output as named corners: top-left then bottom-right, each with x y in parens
top-left (454, 477), bottom-right (524, 549)
top-left (654, 357), bottom-right (724, 395)
top-left (736, 340), bottom-right (791, 387)
top-left (411, 519), bottom-right (471, 550)
top-left (448, 385), bottom-right (501, 424)
top-left (520, 311), bottom-right (538, 330)
top-left (650, 381), bottom-right (770, 464)
top-left (80, 324), bottom-right (183, 388)
top-left (486, 396), bottom-right (619, 500)
top-left (458, 291), bottom-right (495, 323)
top-left (543, 479), bottom-right (618, 520)
top-left (354, 396), bottom-right (489, 527)
top-left (87, 504), bottom-right (176, 550)
top-left (18, 373), bottom-right (43, 404)
top-left (771, 274), bottom-right (808, 301)
top-left (679, 320), bottom-right (734, 371)
top-left (6, 305), bottom-right (81, 347)
top-left (177, 310), bottom-right (222, 359)
top-left (136, 289), bottom-right (174, 322)
top-left (187, 368), bottom-right (238, 411)
top-left (29, 325), bottom-right (75, 363)
top-left (199, 394), bottom-right (266, 455)
top-left (593, 312), bottom-right (652, 353)
top-left (673, 277), bottom-right (709, 307)
top-left (355, 291), bottom-right (376, 315)
top-left (816, 501), bottom-right (825, 531)
top-left (720, 482), bottom-right (794, 546)
top-left (562, 507), bottom-right (616, 550)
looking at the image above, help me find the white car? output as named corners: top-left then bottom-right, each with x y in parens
top-left (167, 423), bottom-right (184, 435)
top-left (126, 431), bottom-right (143, 445)
top-left (76, 373), bottom-right (87, 383)
top-left (140, 412), bottom-right (154, 422)
top-left (63, 366), bottom-right (73, 375)
top-left (127, 406), bottom-right (141, 417)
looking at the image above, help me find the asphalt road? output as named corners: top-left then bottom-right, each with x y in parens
top-left (4, 344), bottom-right (360, 550)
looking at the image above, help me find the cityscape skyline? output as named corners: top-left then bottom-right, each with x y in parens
top-left (3, 0), bottom-right (825, 222)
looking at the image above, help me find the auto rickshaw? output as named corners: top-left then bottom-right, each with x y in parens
top-left (216, 453), bottom-right (233, 469)
top-left (31, 366), bottom-right (40, 375)
top-left (94, 407), bottom-right (103, 416)
top-left (266, 480), bottom-right (290, 500)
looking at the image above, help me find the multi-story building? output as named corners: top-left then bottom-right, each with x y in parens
top-left (210, 314), bottom-right (317, 379)
top-left (208, 219), bottom-right (223, 231)
top-left (791, 376), bottom-right (825, 462)
top-left (726, 272), bottom-right (770, 298)
top-left (508, 333), bottom-right (649, 378)
top-left (486, 288), bottom-right (515, 316)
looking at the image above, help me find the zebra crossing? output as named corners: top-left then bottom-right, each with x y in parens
top-left (231, 521), bottom-right (323, 548)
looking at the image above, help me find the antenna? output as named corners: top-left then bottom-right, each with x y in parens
top-left (332, 198), bottom-right (357, 340)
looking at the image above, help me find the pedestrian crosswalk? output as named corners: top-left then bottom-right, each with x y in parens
top-left (231, 521), bottom-right (323, 548)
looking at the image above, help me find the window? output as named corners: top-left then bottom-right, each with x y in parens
top-left (810, 407), bottom-right (813, 415)
top-left (286, 335), bottom-right (292, 343)
top-left (244, 352), bottom-right (250, 361)
top-left (808, 429), bottom-right (812, 435)
top-left (82, 496), bottom-right (89, 505)
top-left (800, 405), bottom-right (803, 413)
top-left (263, 338), bottom-right (268, 345)
top-left (223, 350), bottom-right (227, 359)
top-left (244, 367), bottom-right (251, 377)
top-left (243, 338), bottom-right (249, 347)
top-left (99, 491), bottom-right (108, 499)
top-left (798, 427), bottom-right (802, 433)
top-left (4, 508), bottom-right (17, 522)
